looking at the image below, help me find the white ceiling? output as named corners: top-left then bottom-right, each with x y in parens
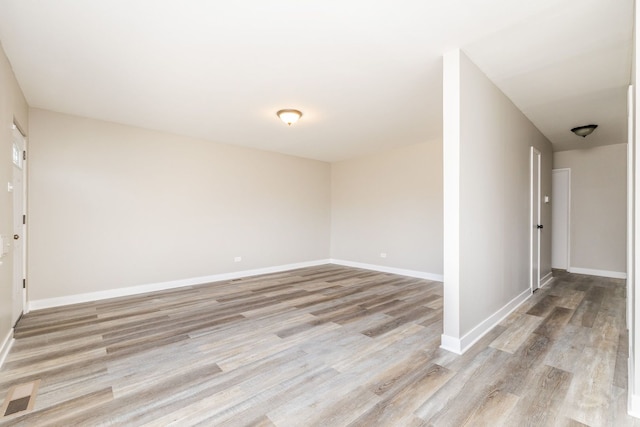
top-left (0, 0), bottom-right (633, 161)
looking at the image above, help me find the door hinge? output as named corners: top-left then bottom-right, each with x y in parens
top-left (22, 279), bottom-right (25, 289)
top-left (23, 151), bottom-right (26, 161)
top-left (22, 214), bottom-right (26, 225)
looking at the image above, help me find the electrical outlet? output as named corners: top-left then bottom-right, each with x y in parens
top-left (380, 253), bottom-right (387, 258)
top-left (234, 256), bottom-right (242, 262)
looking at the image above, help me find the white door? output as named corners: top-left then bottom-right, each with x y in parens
top-left (531, 147), bottom-right (541, 292)
top-left (11, 126), bottom-right (26, 326)
top-left (552, 169), bottom-right (570, 270)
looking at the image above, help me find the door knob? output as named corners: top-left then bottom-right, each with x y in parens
top-left (13, 234), bottom-right (19, 240)
top-left (537, 225), bottom-right (543, 229)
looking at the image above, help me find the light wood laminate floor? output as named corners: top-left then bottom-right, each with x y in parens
top-left (0, 265), bottom-right (637, 426)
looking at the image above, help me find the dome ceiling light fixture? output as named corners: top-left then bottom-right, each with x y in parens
top-left (571, 124), bottom-right (598, 138)
top-left (277, 109), bottom-right (303, 126)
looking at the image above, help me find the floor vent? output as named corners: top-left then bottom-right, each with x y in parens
top-left (1, 380), bottom-right (40, 417)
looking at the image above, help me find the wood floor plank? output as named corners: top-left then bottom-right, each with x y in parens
top-left (563, 345), bottom-right (617, 426)
top-left (0, 266), bottom-right (635, 426)
top-left (502, 333), bottom-right (553, 396)
top-left (569, 289), bottom-right (604, 328)
top-left (534, 306), bottom-right (574, 340)
top-left (615, 331), bottom-right (629, 389)
top-left (304, 385), bottom-right (382, 427)
top-left (489, 313), bottom-right (544, 354)
top-left (527, 295), bottom-right (562, 317)
top-left (331, 323), bottom-right (428, 373)
top-left (505, 365), bottom-right (572, 427)
top-left (361, 305), bottom-right (434, 338)
top-left (543, 323), bottom-right (590, 374)
top-left (348, 363), bottom-right (453, 427)
top-left (244, 415), bottom-right (277, 427)
top-left (2, 388), bottom-right (114, 427)
top-left (418, 347), bottom-right (513, 425)
top-left (366, 350), bottom-right (434, 397)
top-left (208, 368), bottom-right (339, 427)
top-left (547, 288), bottom-right (586, 310)
top-left (461, 389), bottom-right (519, 426)
top-left (142, 353), bottom-right (331, 426)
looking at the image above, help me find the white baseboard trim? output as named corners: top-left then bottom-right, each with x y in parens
top-left (440, 288), bottom-right (531, 355)
top-left (568, 267), bottom-right (627, 279)
top-left (629, 393), bottom-right (640, 418)
top-left (440, 333), bottom-right (464, 355)
top-left (0, 328), bottom-right (14, 369)
top-left (329, 259), bottom-right (443, 282)
top-left (29, 259), bottom-right (332, 311)
top-left (540, 272), bottom-right (554, 288)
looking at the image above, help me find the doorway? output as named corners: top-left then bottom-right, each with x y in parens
top-left (11, 125), bottom-right (26, 326)
top-left (530, 147), bottom-right (541, 292)
top-left (552, 169), bottom-right (570, 270)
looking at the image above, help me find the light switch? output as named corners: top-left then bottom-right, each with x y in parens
top-left (544, 195), bottom-right (550, 203)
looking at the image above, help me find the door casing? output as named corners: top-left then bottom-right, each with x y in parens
top-left (552, 168), bottom-right (571, 270)
top-left (530, 147), bottom-right (541, 292)
top-left (11, 125), bottom-right (26, 326)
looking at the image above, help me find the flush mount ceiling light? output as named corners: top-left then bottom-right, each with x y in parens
top-left (571, 124), bottom-right (598, 138)
top-left (277, 109), bottom-right (303, 126)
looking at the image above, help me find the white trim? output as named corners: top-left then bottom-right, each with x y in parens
top-left (627, 84), bottom-right (634, 336)
top-left (29, 259), bottom-right (331, 311)
top-left (329, 259), bottom-right (443, 282)
top-left (12, 126), bottom-right (27, 327)
top-left (552, 168), bottom-right (571, 270)
top-left (540, 272), bottom-right (554, 288)
top-left (440, 288), bottom-right (531, 355)
top-left (530, 146), bottom-right (542, 293)
top-left (440, 334), bottom-right (463, 354)
top-left (629, 393), bottom-right (640, 418)
top-left (0, 329), bottom-right (14, 369)
top-left (28, 259), bottom-right (444, 312)
top-left (628, 82), bottom-right (636, 418)
top-left (442, 48), bottom-right (462, 341)
top-left (567, 267), bottom-right (627, 279)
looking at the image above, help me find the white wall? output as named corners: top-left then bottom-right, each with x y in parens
top-left (330, 141), bottom-right (443, 277)
top-left (554, 144), bottom-right (627, 276)
top-left (28, 109), bottom-right (331, 301)
top-left (443, 49), bottom-right (553, 352)
top-left (630, 0), bottom-right (639, 413)
top-left (0, 42), bottom-right (28, 355)
top-left (28, 109), bottom-right (447, 305)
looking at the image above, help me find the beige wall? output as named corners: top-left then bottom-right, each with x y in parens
top-left (554, 144), bottom-right (627, 274)
top-left (330, 141), bottom-right (443, 276)
top-left (443, 50), bottom-right (553, 347)
top-left (28, 109), bottom-right (330, 300)
top-left (0, 43), bottom-right (28, 344)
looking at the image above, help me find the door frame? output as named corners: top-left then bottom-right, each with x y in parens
top-left (11, 123), bottom-right (27, 325)
top-left (530, 146), bottom-right (541, 292)
top-left (551, 168), bottom-right (571, 270)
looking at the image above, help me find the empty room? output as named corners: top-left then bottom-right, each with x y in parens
top-left (0, 1), bottom-right (639, 425)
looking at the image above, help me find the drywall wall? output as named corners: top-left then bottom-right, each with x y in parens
top-left (631, 4), bottom-right (640, 411)
top-left (330, 141), bottom-right (443, 277)
top-left (0, 42), bottom-right (28, 353)
top-left (554, 144), bottom-right (627, 275)
top-left (443, 49), bottom-right (553, 351)
top-left (28, 109), bottom-right (331, 301)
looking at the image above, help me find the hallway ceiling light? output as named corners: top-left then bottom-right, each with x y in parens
top-left (277, 109), bottom-right (303, 126)
top-left (570, 124), bottom-right (598, 137)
